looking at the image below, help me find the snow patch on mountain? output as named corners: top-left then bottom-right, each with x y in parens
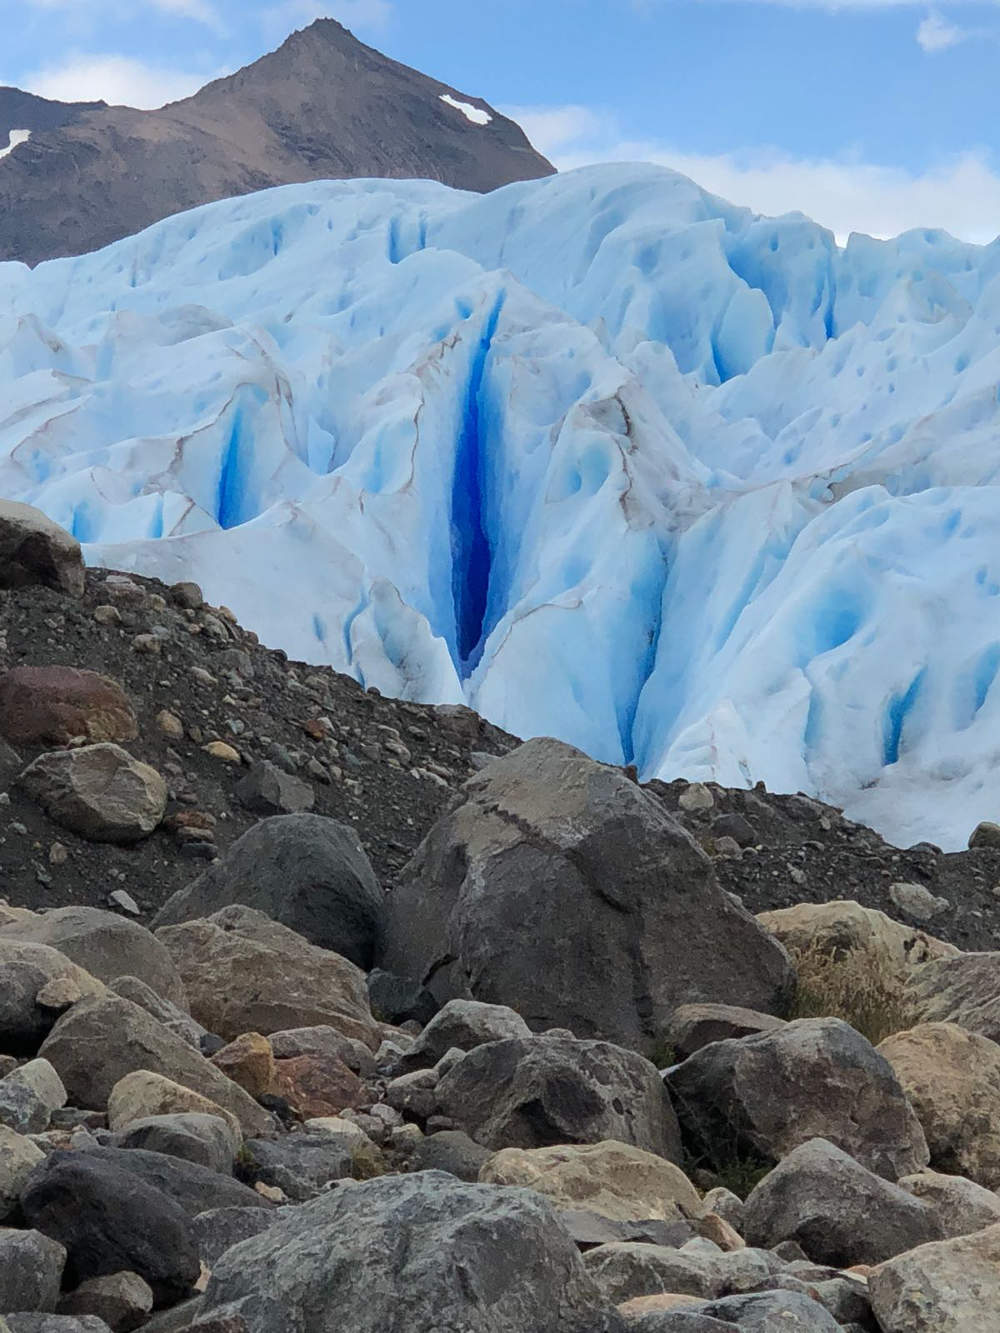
top-left (2, 163), bottom-right (999, 849)
top-left (439, 95), bottom-right (492, 126)
top-left (0, 130), bottom-right (31, 162)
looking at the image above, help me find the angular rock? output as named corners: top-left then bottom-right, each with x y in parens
top-left (0, 1059), bottom-right (66, 1134)
top-left (196, 1170), bottom-right (620, 1332)
top-left (190, 1208), bottom-right (279, 1271)
top-left (38, 994), bottom-right (271, 1136)
top-left (58, 1274), bottom-right (154, 1333)
top-left (209, 1034), bottom-right (274, 1100)
top-left (366, 969), bottom-right (439, 1027)
top-left (21, 1152), bottom-right (200, 1307)
top-left (900, 1168), bottom-right (1000, 1238)
top-left (107, 1072), bottom-right (242, 1143)
top-left (19, 746), bottom-right (167, 844)
top-left (269, 1054), bottom-right (366, 1119)
top-left (0, 1124), bottom-right (45, 1219)
top-left (906, 953), bottom-right (1000, 1042)
top-left (267, 1026), bottom-right (374, 1076)
top-left (698, 1291), bottom-right (840, 1331)
top-left (77, 1147), bottom-right (269, 1218)
top-left (115, 1113), bottom-right (239, 1175)
top-left (436, 1033), bottom-right (681, 1160)
top-left (742, 1138), bottom-right (942, 1266)
top-left (108, 979), bottom-right (203, 1050)
top-left (584, 1241), bottom-right (777, 1306)
top-left (889, 882), bottom-right (950, 924)
top-left (0, 668), bottom-right (137, 748)
top-left (969, 821), bottom-right (1000, 850)
top-left (869, 1222), bottom-right (1000, 1331)
top-left (381, 739), bottom-right (794, 1056)
top-left (410, 1129), bottom-right (492, 1182)
top-left (0, 1230), bottom-right (66, 1314)
top-left (152, 815), bottom-right (384, 970)
top-left (235, 762), bottom-right (314, 816)
top-left (878, 1022), bottom-right (1000, 1188)
top-left (237, 1136), bottom-right (353, 1202)
top-left (394, 999), bottom-right (531, 1073)
top-left (480, 1141), bottom-right (701, 1224)
top-left (0, 941), bottom-right (105, 1055)
top-left (666, 1005), bottom-right (787, 1062)
top-left (155, 907), bottom-right (379, 1049)
top-left (5, 1320), bottom-right (113, 1333)
top-left (0, 909), bottom-right (186, 1010)
top-left (667, 1018), bottom-right (928, 1180)
top-left (0, 501), bottom-right (84, 598)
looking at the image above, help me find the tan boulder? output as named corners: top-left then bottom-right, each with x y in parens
top-left (900, 1169), bottom-right (1000, 1239)
top-left (0, 500), bottom-right (84, 598)
top-left (878, 1023), bottom-right (1000, 1189)
top-left (107, 1070), bottom-right (242, 1141)
top-left (19, 744), bottom-right (167, 843)
top-left (156, 906), bottom-right (380, 1048)
top-left (758, 899), bottom-right (957, 975)
top-left (0, 666), bottom-right (138, 747)
top-left (869, 1222), bottom-right (1000, 1331)
top-left (478, 1140), bottom-right (701, 1223)
top-left (617, 1293), bottom-right (707, 1317)
top-left (906, 952), bottom-right (1000, 1043)
top-left (210, 1033), bottom-right (275, 1099)
top-left (0, 1124), bottom-right (44, 1219)
top-left (38, 991), bottom-right (270, 1135)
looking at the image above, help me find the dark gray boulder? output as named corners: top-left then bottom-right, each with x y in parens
top-left (409, 1130), bottom-right (492, 1182)
top-left (667, 1018), bottom-right (928, 1180)
top-left (114, 1114), bottom-right (238, 1175)
top-left (667, 1004), bottom-right (787, 1062)
top-left (0, 1229), bottom-right (66, 1314)
top-left (236, 761), bottom-right (314, 816)
top-left (366, 969), bottom-right (439, 1027)
top-left (628, 1318), bottom-right (739, 1333)
top-left (75, 1147), bottom-right (269, 1218)
top-left (380, 739), bottom-right (794, 1056)
top-left (152, 814), bottom-right (385, 969)
top-left (698, 1291), bottom-right (840, 1331)
top-left (394, 999), bottom-right (532, 1073)
top-left (190, 1208), bottom-right (280, 1270)
top-left (436, 1033), bottom-right (682, 1161)
top-left (20, 1152), bottom-right (199, 1307)
top-left (236, 1136), bottom-right (353, 1202)
top-left (6, 1319), bottom-right (112, 1333)
top-left (193, 1170), bottom-right (622, 1332)
top-left (742, 1138), bottom-right (943, 1267)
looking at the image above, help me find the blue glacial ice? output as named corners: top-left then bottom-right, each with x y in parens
top-left (2, 162), bottom-right (1000, 849)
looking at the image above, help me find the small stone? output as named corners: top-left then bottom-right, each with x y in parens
top-left (203, 741), bottom-right (241, 764)
top-left (108, 890), bottom-right (141, 917)
top-left (254, 1182), bottom-right (285, 1203)
top-left (156, 711), bottom-right (185, 740)
top-left (132, 635), bottom-right (161, 656)
top-left (169, 582), bottom-right (204, 610)
top-left (58, 1271), bottom-right (154, 1333)
top-left (35, 976), bottom-right (85, 1010)
top-left (189, 668), bottom-right (216, 686)
top-left (713, 836), bottom-right (742, 858)
top-left (93, 605), bottom-right (123, 626)
top-left (889, 881), bottom-right (950, 922)
top-left (678, 782), bottom-right (714, 813)
top-left (49, 843), bottom-right (69, 866)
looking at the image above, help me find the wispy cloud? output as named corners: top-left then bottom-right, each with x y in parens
top-left (916, 11), bottom-right (968, 48)
top-left (26, 0), bottom-right (227, 29)
top-left (21, 53), bottom-right (219, 107)
top-left (508, 102), bottom-right (1000, 244)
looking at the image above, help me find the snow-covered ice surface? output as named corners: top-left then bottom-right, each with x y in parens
top-left (0, 130), bottom-right (31, 162)
top-left (438, 94), bottom-right (492, 126)
top-left (3, 162), bottom-right (1000, 849)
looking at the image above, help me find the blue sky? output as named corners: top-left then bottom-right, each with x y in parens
top-left (4, 0), bottom-right (1000, 241)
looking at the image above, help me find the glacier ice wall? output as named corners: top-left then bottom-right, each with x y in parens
top-left (3, 163), bottom-right (1000, 849)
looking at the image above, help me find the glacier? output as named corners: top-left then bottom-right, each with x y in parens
top-left (2, 162), bottom-right (1000, 850)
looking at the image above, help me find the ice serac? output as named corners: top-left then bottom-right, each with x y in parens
top-left (2, 163), bottom-right (1000, 849)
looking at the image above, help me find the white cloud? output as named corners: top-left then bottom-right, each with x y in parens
top-left (21, 54), bottom-right (214, 108)
top-left (916, 11), bottom-right (967, 48)
top-left (508, 103), bottom-right (1000, 244)
top-left (26, 0), bottom-right (226, 27)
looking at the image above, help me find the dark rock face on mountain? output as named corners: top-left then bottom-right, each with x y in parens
top-left (0, 20), bottom-right (554, 266)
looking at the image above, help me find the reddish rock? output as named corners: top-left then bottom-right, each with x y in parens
top-left (270, 1055), bottom-right (366, 1119)
top-left (0, 666), bottom-right (138, 747)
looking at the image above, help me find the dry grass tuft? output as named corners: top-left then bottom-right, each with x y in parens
top-left (788, 940), bottom-right (915, 1046)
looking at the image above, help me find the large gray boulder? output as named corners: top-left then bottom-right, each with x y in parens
top-left (906, 952), bottom-right (1000, 1041)
top-left (698, 1292), bottom-right (841, 1331)
top-left (869, 1222), bottom-right (1000, 1331)
top-left (667, 1018), bottom-right (928, 1180)
top-left (0, 501), bottom-right (84, 598)
top-left (75, 1147), bottom-right (268, 1218)
top-left (193, 1171), bottom-right (622, 1333)
top-left (394, 999), bottom-right (531, 1072)
top-left (436, 1033), bottom-right (681, 1161)
top-left (379, 739), bottom-right (794, 1056)
top-left (37, 992), bottom-right (271, 1136)
top-left (0, 1229), bottom-right (66, 1314)
top-left (152, 814), bottom-right (384, 969)
top-left (21, 1152), bottom-right (199, 1308)
top-left (0, 909), bottom-right (186, 1010)
top-left (742, 1138), bottom-right (942, 1266)
top-left (114, 1113), bottom-right (239, 1175)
